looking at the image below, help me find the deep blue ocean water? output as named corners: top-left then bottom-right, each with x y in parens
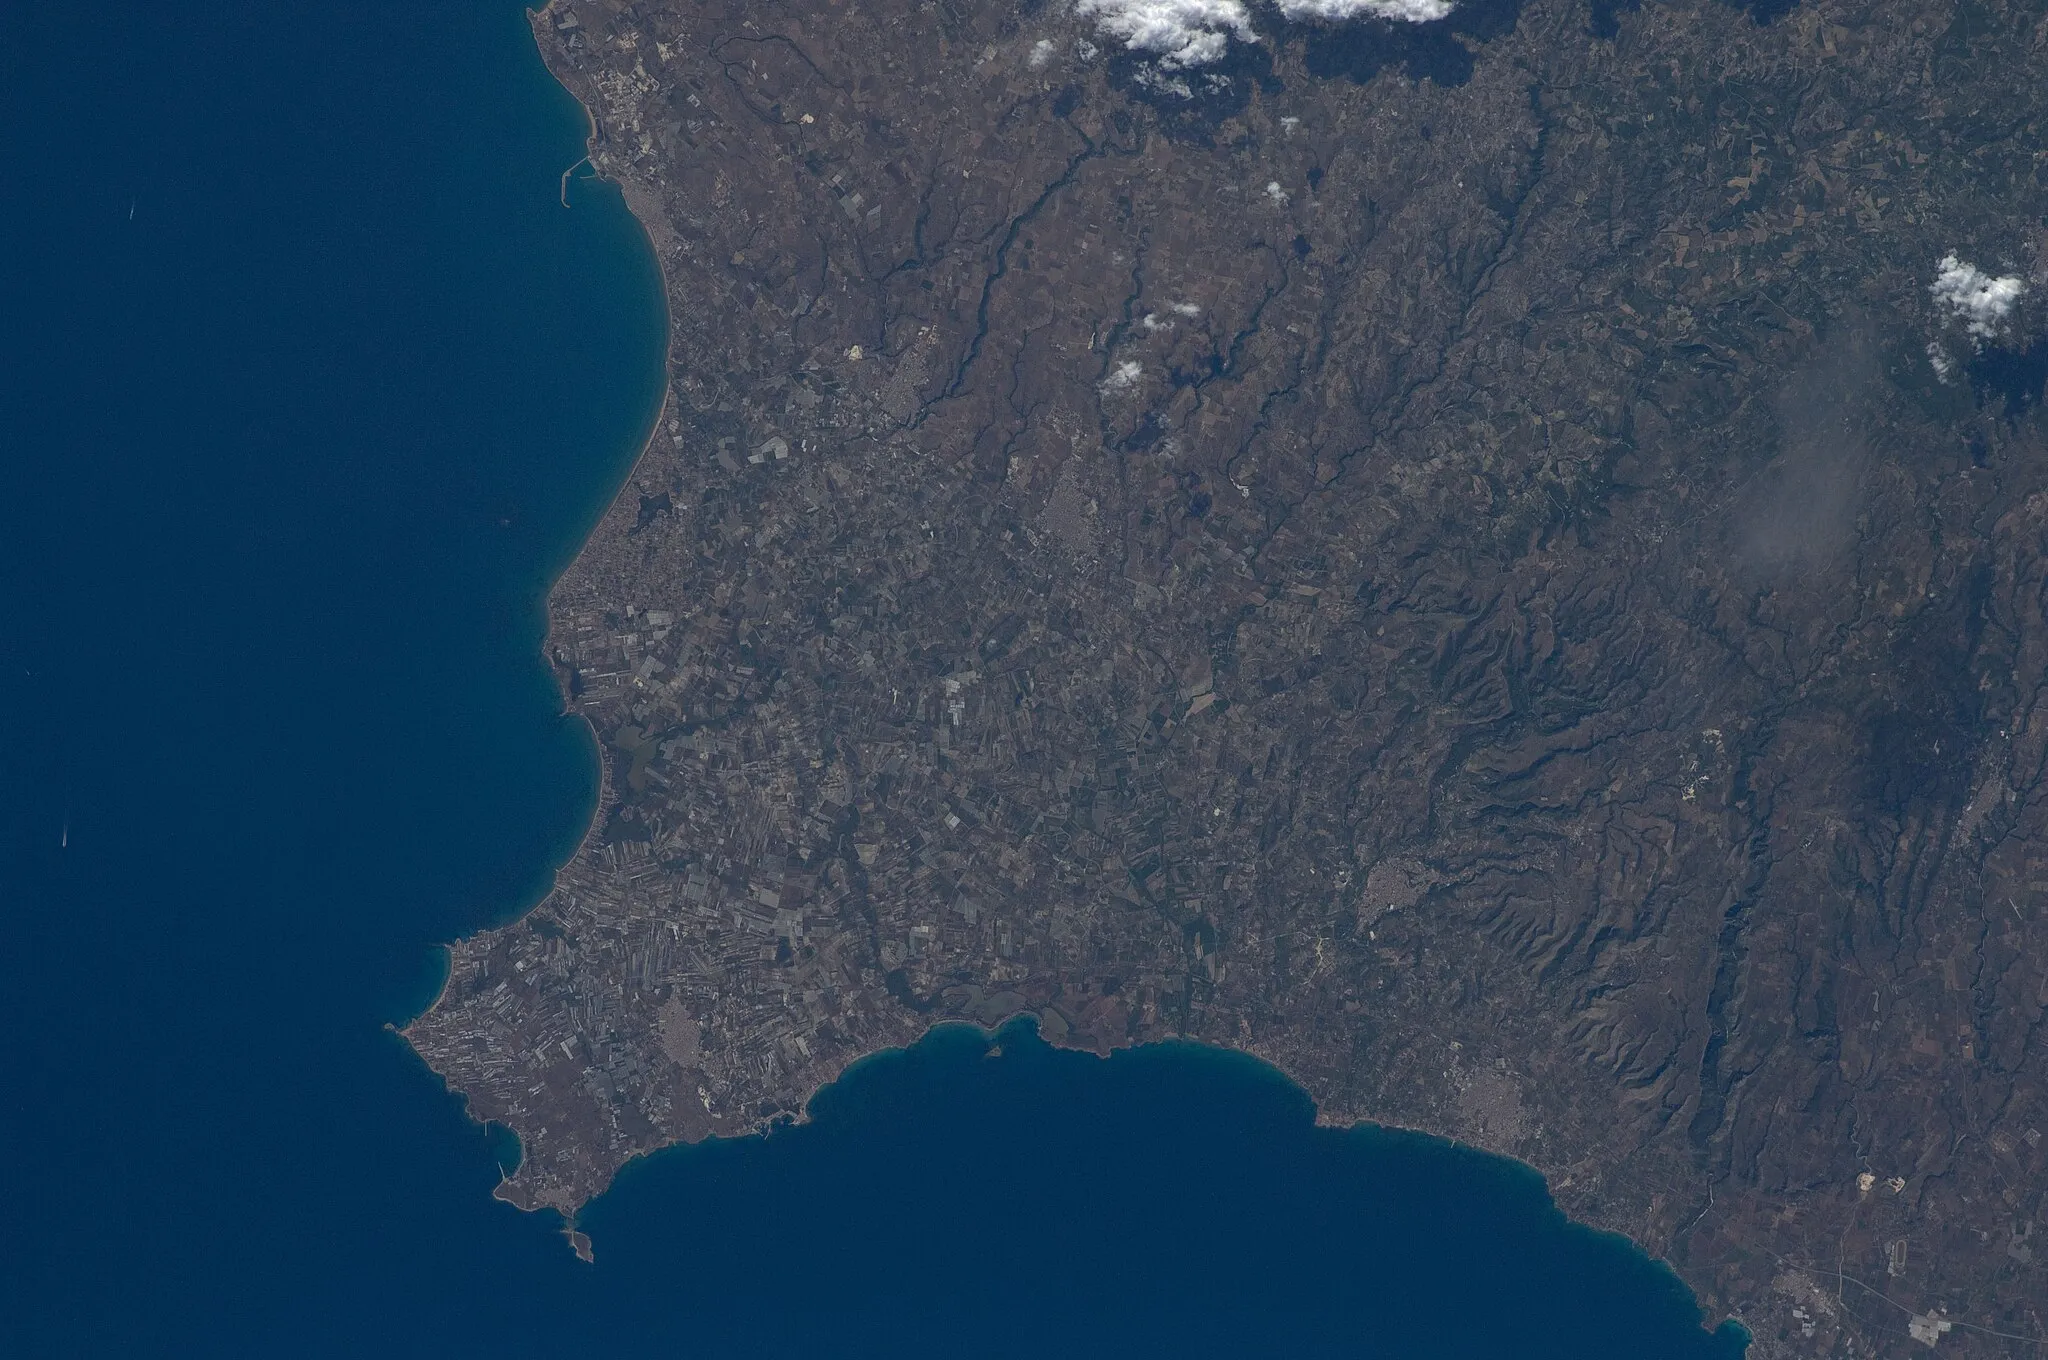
top-left (4, 4), bottom-right (1746, 1356)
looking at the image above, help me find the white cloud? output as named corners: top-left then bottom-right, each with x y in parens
top-left (1171, 301), bottom-right (1203, 317)
top-left (1926, 342), bottom-right (1955, 384)
top-left (1074, 0), bottom-right (1254, 68)
top-left (1275, 0), bottom-right (1456, 20)
top-left (1077, 0), bottom-right (1450, 70)
top-left (1102, 359), bottom-right (1144, 389)
top-left (1028, 38), bottom-right (1056, 68)
top-left (1131, 65), bottom-right (1196, 97)
top-left (1930, 253), bottom-right (2025, 340)
top-left (1265, 180), bottom-right (1290, 206)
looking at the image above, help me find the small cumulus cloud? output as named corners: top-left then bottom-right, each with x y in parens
top-left (1028, 38), bottom-right (1056, 68)
top-left (1170, 301), bottom-right (1203, 317)
top-left (1102, 359), bottom-right (1144, 390)
top-left (1074, 0), bottom-right (1254, 68)
top-left (1131, 66), bottom-right (1197, 98)
top-left (1264, 180), bottom-right (1290, 206)
top-left (1930, 253), bottom-right (2025, 340)
top-left (1926, 342), bottom-right (1955, 384)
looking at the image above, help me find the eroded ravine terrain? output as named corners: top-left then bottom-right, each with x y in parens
top-left (406, 0), bottom-right (2048, 1351)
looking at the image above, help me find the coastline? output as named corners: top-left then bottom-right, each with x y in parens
top-left (392, 7), bottom-right (1747, 1342)
top-left (399, 0), bottom-right (676, 1264)
top-left (527, 0), bottom-right (675, 898)
top-left (404, 0), bottom-right (671, 998)
top-left (392, 6), bottom-right (1735, 1328)
top-left (573, 1014), bottom-right (1749, 1354)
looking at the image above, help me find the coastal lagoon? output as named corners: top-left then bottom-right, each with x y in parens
top-left (6, 3), bottom-right (1742, 1356)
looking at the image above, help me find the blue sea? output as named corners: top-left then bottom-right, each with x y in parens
top-left (3, 4), bottom-right (1746, 1356)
